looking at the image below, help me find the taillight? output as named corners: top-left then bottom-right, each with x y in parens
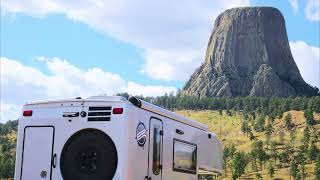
top-left (23, 110), bottom-right (33, 117)
top-left (112, 108), bottom-right (123, 114)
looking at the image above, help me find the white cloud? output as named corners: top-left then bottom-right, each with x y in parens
top-left (289, 0), bottom-right (299, 14)
top-left (141, 49), bottom-right (203, 81)
top-left (0, 104), bottom-right (21, 123)
top-left (305, 0), bottom-right (320, 21)
top-left (289, 41), bottom-right (320, 88)
top-left (0, 57), bottom-right (176, 122)
top-left (123, 82), bottom-right (176, 97)
top-left (1, 0), bottom-right (250, 81)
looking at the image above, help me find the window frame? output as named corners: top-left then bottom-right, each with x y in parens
top-left (152, 124), bottom-right (162, 175)
top-left (172, 138), bottom-right (197, 174)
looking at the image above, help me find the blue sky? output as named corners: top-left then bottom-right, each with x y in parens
top-left (1, 0), bottom-right (319, 122)
top-left (254, 0), bottom-right (319, 46)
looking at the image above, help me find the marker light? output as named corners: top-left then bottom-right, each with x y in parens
top-left (23, 110), bottom-right (33, 117)
top-left (113, 108), bottom-right (123, 114)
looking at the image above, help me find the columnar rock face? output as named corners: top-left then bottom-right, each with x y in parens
top-left (183, 7), bottom-right (318, 98)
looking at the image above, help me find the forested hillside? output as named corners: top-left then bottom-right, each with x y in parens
top-left (176, 110), bottom-right (320, 179)
top-left (0, 120), bottom-right (17, 179)
top-left (131, 94), bottom-right (320, 179)
top-left (149, 94), bottom-right (320, 115)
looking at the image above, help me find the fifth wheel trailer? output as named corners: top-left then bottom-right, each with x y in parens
top-left (14, 96), bottom-right (222, 180)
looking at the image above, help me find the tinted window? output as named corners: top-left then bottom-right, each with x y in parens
top-left (173, 139), bottom-right (197, 174)
top-left (153, 126), bottom-right (161, 175)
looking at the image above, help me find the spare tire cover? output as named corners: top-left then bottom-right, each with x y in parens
top-left (60, 129), bottom-right (118, 180)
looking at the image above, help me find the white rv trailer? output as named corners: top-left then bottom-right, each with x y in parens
top-left (14, 96), bottom-right (222, 180)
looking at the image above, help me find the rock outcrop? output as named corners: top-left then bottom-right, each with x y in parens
top-left (183, 7), bottom-right (318, 97)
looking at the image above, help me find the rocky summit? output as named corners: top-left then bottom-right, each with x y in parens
top-left (183, 7), bottom-right (318, 98)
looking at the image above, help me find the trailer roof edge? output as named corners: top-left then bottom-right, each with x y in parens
top-left (129, 97), bottom-right (208, 131)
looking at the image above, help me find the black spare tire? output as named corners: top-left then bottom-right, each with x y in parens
top-left (60, 129), bottom-right (118, 180)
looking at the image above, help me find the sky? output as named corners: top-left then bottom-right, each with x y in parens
top-left (0, 0), bottom-right (319, 122)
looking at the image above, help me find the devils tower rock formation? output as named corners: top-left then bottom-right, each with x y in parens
top-left (183, 7), bottom-right (318, 98)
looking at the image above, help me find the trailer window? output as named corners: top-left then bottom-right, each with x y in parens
top-left (153, 126), bottom-right (161, 175)
top-left (173, 139), bottom-right (197, 174)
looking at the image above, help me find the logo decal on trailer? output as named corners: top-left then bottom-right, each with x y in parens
top-left (136, 122), bottom-right (147, 147)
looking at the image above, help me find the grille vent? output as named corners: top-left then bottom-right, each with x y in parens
top-left (88, 106), bottom-right (112, 121)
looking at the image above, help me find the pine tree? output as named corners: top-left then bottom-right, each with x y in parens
top-left (308, 143), bottom-right (318, 162)
top-left (300, 161), bottom-right (306, 180)
top-left (229, 144), bottom-right (236, 158)
top-left (251, 140), bottom-right (268, 170)
top-left (0, 155), bottom-right (15, 179)
top-left (279, 151), bottom-right (289, 167)
top-left (270, 141), bottom-right (278, 164)
top-left (254, 115), bottom-right (265, 132)
top-left (223, 146), bottom-right (230, 177)
top-left (284, 112), bottom-right (293, 129)
top-left (315, 154), bottom-right (320, 180)
top-left (219, 108), bottom-right (223, 116)
top-left (290, 127), bottom-right (297, 148)
top-left (241, 121), bottom-right (248, 137)
top-left (227, 109), bottom-right (232, 116)
top-left (279, 130), bottom-right (285, 147)
top-left (277, 108), bottom-right (284, 118)
top-left (231, 152), bottom-right (247, 180)
top-left (304, 109), bottom-right (315, 126)
top-left (265, 132), bottom-right (271, 153)
top-left (255, 172), bottom-right (262, 180)
top-left (267, 163), bottom-right (275, 178)
top-left (301, 127), bottom-right (310, 149)
top-left (250, 150), bottom-right (258, 172)
top-left (290, 159), bottom-right (298, 179)
top-left (265, 122), bottom-right (273, 134)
